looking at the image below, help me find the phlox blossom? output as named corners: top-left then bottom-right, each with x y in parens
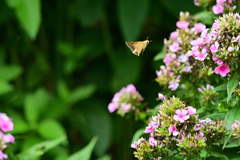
top-left (158, 93), bottom-right (165, 100)
top-left (194, 23), bottom-right (206, 33)
top-left (212, 4), bottom-right (224, 15)
top-left (131, 141), bottom-right (138, 148)
top-left (168, 80), bottom-right (179, 91)
top-left (168, 125), bottom-right (179, 136)
top-left (149, 137), bottom-right (157, 147)
top-left (187, 106), bottom-right (196, 115)
top-left (170, 31), bottom-right (179, 39)
top-left (169, 42), bottom-right (180, 52)
top-left (0, 113), bottom-right (14, 132)
top-left (108, 103), bottom-right (118, 113)
top-left (173, 109), bottom-right (189, 123)
top-left (214, 63), bottom-right (230, 77)
top-left (121, 103), bottom-right (131, 113)
top-left (0, 151), bottom-right (7, 160)
top-left (126, 84), bottom-right (136, 92)
top-left (176, 21), bottom-right (189, 30)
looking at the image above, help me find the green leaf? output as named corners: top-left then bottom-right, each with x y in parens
top-left (225, 140), bottom-right (240, 148)
top-left (6, 0), bottom-right (41, 39)
top-left (214, 84), bottom-right (227, 92)
top-left (70, 99), bottom-right (112, 156)
top-left (5, 0), bottom-right (20, 8)
top-left (223, 105), bottom-right (240, 149)
top-left (66, 136), bottom-right (98, 160)
top-left (15, 136), bottom-right (66, 160)
top-left (0, 80), bottom-right (13, 95)
top-left (37, 119), bottom-right (66, 139)
top-left (118, 0), bottom-right (149, 41)
top-left (154, 46), bottom-right (166, 61)
top-left (69, 84), bottom-right (96, 105)
top-left (57, 80), bottom-right (70, 102)
top-left (10, 112), bottom-right (29, 134)
top-left (0, 65), bottom-right (22, 81)
top-left (131, 128), bottom-right (145, 143)
top-left (193, 11), bottom-right (216, 25)
top-left (201, 112), bottom-right (226, 121)
top-left (96, 155), bottom-right (111, 160)
top-left (24, 94), bottom-right (39, 129)
top-left (211, 151), bottom-right (229, 160)
top-left (73, 0), bottom-right (107, 27)
top-left (227, 72), bottom-right (238, 103)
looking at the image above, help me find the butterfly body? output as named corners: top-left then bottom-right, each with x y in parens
top-left (125, 38), bottom-right (151, 56)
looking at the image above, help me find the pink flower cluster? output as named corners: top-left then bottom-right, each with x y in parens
top-left (108, 84), bottom-right (143, 116)
top-left (212, 0), bottom-right (236, 15)
top-left (143, 115), bottom-right (160, 133)
top-left (0, 113), bottom-right (14, 159)
top-left (156, 12), bottom-right (207, 91)
top-left (187, 12), bottom-right (240, 77)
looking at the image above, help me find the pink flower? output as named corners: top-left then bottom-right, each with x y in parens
top-left (158, 157), bottom-right (162, 160)
top-left (216, 60), bottom-right (223, 65)
top-left (169, 42), bottom-right (180, 52)
top-left (198, 88), bottom-right (202, 92)
top-left (194, 23), bottom-right (206, 33)
top-left (108, 103), bottom-right (118, 113)
top-left (232, 123), bottom-right (237, 130)
top-left (212, 22), bottom-right (220, 30)
top-left (173, 109), bottom-right (189, 123)
top-left (143, 125), bottom-right (154, 133)
top-left (0, 113), bottom-right (14, 132)
top-left (158, 93), bottom-right (165, 100)
top-left (196, 38), bottom-right (204, 47)
top-left (212, 4), bottom-right (224, 15)
top-left (168, 125), bottom-right (179, 136)
top-left (195, 52), bottom-right (207, 61)
top-left (126, 84), bottom-right (136, 92)
top-left (199, 132), bottom-right (204, 137)
top-left (228, 46), bottom-right (234, 52)
top-left (195, 124), bottom-right (200, 131)
top-left (149, 137), bottom-right (157, 147)
top-left (187, 106), bottom-right (196, 115)
top-left (168, 80), bottom-right (179, 91)
top-left (0, 151), bottom-right (7, 159)
top-left (214, 63), bottom-right (230, 77)
top-left (176, 21), bottom-right (190, 29)
top-left (210, 42), bottom-right (219, 53)
top-left (163, 55), bottom-right (171, 64)
top-left (131, 141), bottom-right (138, 148)
top-left (206, 84), bottom-right (214, 90)
top-left (170, 31), bottom-right (179, 39)
top-left (121, 103), bottom-right (131, 113)
top-left (112, 92), bottom-right (120, 103)
top-left (3, 134), bottom-right (14, 143)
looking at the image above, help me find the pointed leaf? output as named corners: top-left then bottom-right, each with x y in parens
top-left (0, 65), bottom-right (22, 81)
top-left (66, 136), bottom-right (98, 160)
top-left (154, 46), bottom-right (166, 61)
top-left (193, 11), bottom-right (216, 25)
top-left (15, 136), bottom-right (66, 159)
top-left (227, 72), bottom-right (238, 103)
top-left (211, 151), bottom-right (229, 160)
top-left (6, 0), bottom-right (41, 39)
top-left (0, 80), bottom-right (13, 95)
top-left (37, 119), bottom-right (66, 139)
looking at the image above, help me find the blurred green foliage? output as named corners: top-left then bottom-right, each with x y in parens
top-left (0, 0), bottom-right (201, 159)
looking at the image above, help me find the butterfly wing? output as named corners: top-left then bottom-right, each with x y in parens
top-left (125, 41), bottom-right (146, 56)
